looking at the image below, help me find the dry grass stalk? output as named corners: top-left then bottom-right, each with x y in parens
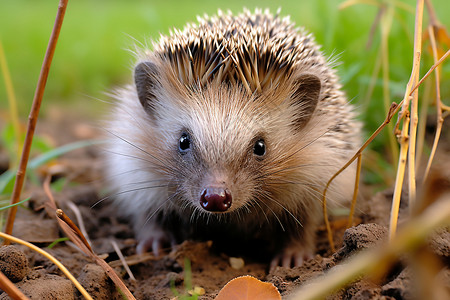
top-left (108, 252), bottom-right (158, 268)
top-left (3, 0), bottom-right (69, 244)
top-left (389, 111), bottom-right (410, 240)
top-left (110, 240), bottom-right (136, 281)
top-left (406, 0), bottom-right (424, 213)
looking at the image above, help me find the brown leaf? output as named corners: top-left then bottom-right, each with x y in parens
top-left (215, 275), bottom-right (281, 300)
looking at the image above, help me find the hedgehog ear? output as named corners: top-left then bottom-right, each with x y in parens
top-left (134, 61), bottom-right (160, 115)
top-left (291, 74), bottom-right (321, 129)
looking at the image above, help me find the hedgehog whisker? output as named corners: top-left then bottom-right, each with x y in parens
top-left (105, 129), bottom-right (171, 170)
top-left (92, 183), bottom-right (170, 209)
top-left (253, 190), bottom-right (287, 230)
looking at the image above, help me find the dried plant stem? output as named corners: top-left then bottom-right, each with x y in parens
top-left (111, 240), bottom-right (136, 281)
top-left (423, 25), bottom-right (444, 181)
top-left (407, 0), bottom-right (424, 211)
top-left (389, 112), bottom-right (410, 240)
top-left (0, 270), bottom-right (29, 300)
top-left (289, 194), bottom-right (450, 300)
top-left (415, 77), bottom-right (432, 169)
top-left (347, 154), bottom-right (362, 228)
top-left (3, 0), bottom-right (69, 243)
top-left (66, 201), bottom-right (93, 250)
top-left (0, 232), bottom-right (93, 300)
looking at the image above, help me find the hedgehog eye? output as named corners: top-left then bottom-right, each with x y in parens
top-left (179, 133), bottom-right (191, 153)
top-left (253, 139), bottom-right (266, 156)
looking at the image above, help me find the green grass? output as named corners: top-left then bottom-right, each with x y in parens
top-left (1, 0), bottom-right (449, 143)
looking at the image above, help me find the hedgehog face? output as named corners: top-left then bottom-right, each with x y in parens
top-left (167, 86), bottom-right (270, 215)
top-left (133, 57), bottom-right (324, 217)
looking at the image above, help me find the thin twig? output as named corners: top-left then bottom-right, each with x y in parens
top-left (56, 209), bottom-right (93, 253)
top-left (66, 201), bottom-right (93, 248)
top-left (0, 270), bottom-right (29, 300)
top-left (3, 0), bottom-right (69, 243)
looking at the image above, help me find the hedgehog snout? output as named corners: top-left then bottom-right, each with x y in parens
top-left (200, 188), bottom-right (232, 212)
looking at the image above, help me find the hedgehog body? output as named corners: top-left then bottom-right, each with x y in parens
top-left (106, 9), bottom-right (361, 267)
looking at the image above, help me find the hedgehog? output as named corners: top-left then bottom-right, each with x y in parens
top-left (105, 8), bottom-right (361, 268)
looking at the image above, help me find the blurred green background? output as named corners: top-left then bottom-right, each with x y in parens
top-left (1, 0), bottom-right (449, 135)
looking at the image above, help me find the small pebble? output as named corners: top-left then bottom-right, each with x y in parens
top-left (0, 245), bottom-right (29, 282)
top-left (229, 257), bottom-right (245, 269)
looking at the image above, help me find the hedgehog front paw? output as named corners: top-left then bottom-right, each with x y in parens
top-left (136, 224), bottom-right (177, 257)
top-left (270, 245), bottom-right (314, 270)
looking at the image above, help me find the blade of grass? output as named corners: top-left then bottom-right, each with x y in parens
top-left (0, 139), bottom-right (104, 194)
top-left (0, 41), bottom-right (21, 167)
top-left (0, 198), bottom-right (30, 211)
top-left (3, 0), bottom-right (69, 243)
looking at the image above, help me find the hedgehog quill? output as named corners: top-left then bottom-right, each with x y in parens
top-left (105, 9), bottom-right (361, 268)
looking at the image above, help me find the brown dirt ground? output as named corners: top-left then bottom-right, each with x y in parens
top-left (0, 108), bottom-right (449, 299)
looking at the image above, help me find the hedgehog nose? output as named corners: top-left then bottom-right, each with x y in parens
top-left (200, 188), bottom-right (232, 212)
